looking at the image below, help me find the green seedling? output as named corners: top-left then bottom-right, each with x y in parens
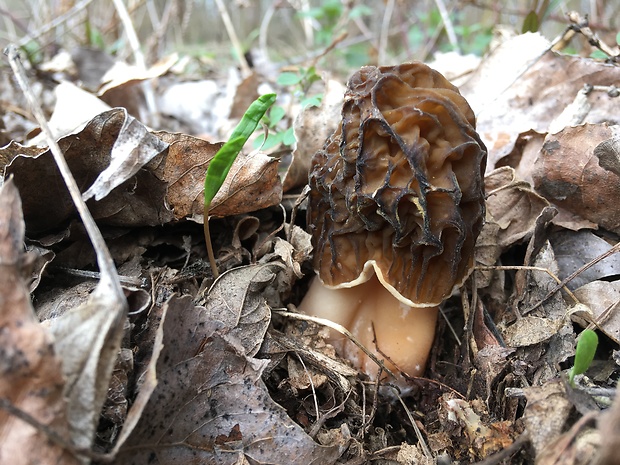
top-left (569, 329), bottom-right (599, 387)
top-left (203, 93), bottom-right (277, 277)
top-left (253, 67), bottom-right (322, 151)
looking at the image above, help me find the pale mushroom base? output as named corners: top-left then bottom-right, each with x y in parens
top-left (298, 274), bottom-right (439, 380)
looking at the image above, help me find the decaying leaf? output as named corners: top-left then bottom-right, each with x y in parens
top-left (117, 294), bottom-right (343, 465)
top-left (0, 179), bottom-right (78, 465)
top-left (3, 109), bottom-right (173, 233)
top-left (550, 229), bottom-right (620, 290)
top-left (462, 33), bottom-right (620, 170)
top-left (44, 273), bottom-right (127, 451)
top-left (533, 124), bottom-right (620, 234)
top-left (437, 395), bottom-right (515, 461)
top-left (485, 167), bottom-right (549, 247)
top-left (502, 316), bottom-right (564, 348)
top-left (157, 131), bottom-right (283, 220)
top-left (573, 281), bottom-right (620, 344)
top-left (202, 264), bottom-right (280, 357)
top-left (522, 380), bottom-right (573, 455)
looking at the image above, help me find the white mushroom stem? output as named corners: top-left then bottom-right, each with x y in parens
top-left (298, 274), bottom-right (438, 379)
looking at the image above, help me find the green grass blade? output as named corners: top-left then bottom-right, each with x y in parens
top-left (203, 93), bottom-right (276, 209)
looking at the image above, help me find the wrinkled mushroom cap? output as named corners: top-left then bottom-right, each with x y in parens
top-left (308, 62), bottom-right (487, 307)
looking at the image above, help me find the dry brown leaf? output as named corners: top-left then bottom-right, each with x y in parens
top-left (117, 295), bottom-right (343, 465)
top-left (462, 32), bottom-right (620, 170)
top-left (573, 281), bottom-right (620, 344)
top-left (0, 179), bottom-right (78, 465)
top-left (502, 316), bottom-right (564, 347)
top-left (550, 229), bottom-right (620, 290)
top-left (532, 124), bottom-right (620, 234)
top-left (598, 385), bottom-right (620, 465)
top-left (3, 108), bottom-right (173, 233)
top-left (157, 131), bottom-right (283, 219)
top-left (203, 264), bottom-right (280, 357)
top-left (485, 167), bottom-right (549, 247)
top-left (82, 108), bottom-right (169, 201)
top-left (522, 380), bottom-right (572, 455)
top-left (44, 277), bottom-right (127, 450)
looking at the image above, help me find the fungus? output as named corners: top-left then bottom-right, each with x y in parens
top-left (298, 62), bottom-right (487, 380)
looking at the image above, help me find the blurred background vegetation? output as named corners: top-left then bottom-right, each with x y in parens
top-left (2, 0), bottom-right (619, 76)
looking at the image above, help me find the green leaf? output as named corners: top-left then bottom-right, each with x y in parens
top-left (590, 49), bottom-right (608, 60)
top-left (277, 72), bottom-right (303, 86)
top-left (301, 95), bottom-right (323, 109)
top-left (569, 329), bottom-right (598, 386)
top-left (522, 10), bottom-right (539, 33)
top-left (203, 93), bottom-right (276, 209)
top-left (616, 31), bottom-right (620, 46)
top-left (282, 127), bottom-right (296, 146)
top-left (262, 132), bottom-right (285, 150)
top-left (268, 105), bottom-right (286, 126)
top-left (349, 5), bottom-right (372, 19)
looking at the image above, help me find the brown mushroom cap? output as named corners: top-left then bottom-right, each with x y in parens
top-left (308, 62), bottom-right (487, 307)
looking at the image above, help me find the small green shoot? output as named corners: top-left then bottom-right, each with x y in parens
top-left (569, 329), bottom-right (599, 387)
top-left (203, 93), bottom-right (276, 277)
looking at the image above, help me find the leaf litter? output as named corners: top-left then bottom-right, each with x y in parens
top-left (1, 22), bottom-right (620, 465)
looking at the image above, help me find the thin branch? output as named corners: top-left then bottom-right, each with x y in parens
top-left (214, 0), bottom-right (251, 77)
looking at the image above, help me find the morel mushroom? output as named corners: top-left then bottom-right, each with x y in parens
top-left (298, 62), bottom-right (487, 380)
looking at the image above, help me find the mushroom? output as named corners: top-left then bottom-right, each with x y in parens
top-left (298, 62), bottom-right (487, 380)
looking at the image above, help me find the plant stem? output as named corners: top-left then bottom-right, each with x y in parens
top-left (203, 203), bottom-right (219, 278)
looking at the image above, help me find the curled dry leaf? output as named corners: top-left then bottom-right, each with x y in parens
top-left (117, 295), bottom-right (343, 465)
top-left (573, 281), bottom-right (620, 344)
top-left (532, 124), bottom-right (620, 234)
top-left (485, 167), bottom-right (549, 247)
top-left (3, 108), bottom-right (173, 233)
top-left (595, 134), bottom-right (620, 177)
top-left (81, 108), bottom-right (169, 201)
top-left (45, 278), bottom-right (127, 450)
top-left (0, 179), bottom-right (78, 465)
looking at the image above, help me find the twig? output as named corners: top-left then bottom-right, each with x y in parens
top-left (476, 265), bottom-right (581, 309)
top-left (214, 0), bottom-right (251, 77)
top-left (434, 0), bottom-right (460, 53)
top-left (567, 11), bottom-right (620, 61)
top-left (378, 0), bottom-right (395, 64)
top-left (392, 389), bottom-right (433, 460)
top-left (16, 0), bottom-right (94, 48)
top-left (5, 45), bottom-right (126, 307)
top-left (111, 0), bottom-right (159, 126)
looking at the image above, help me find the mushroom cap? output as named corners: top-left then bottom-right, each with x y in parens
top-left (308, 62), bottom-right (487, 307)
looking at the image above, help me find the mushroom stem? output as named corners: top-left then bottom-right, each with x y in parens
top-left (298, 274), bottom-right (438, 379)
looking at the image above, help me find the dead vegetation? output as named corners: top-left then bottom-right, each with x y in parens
top-left (1, 2), bottom-right (620, 464)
